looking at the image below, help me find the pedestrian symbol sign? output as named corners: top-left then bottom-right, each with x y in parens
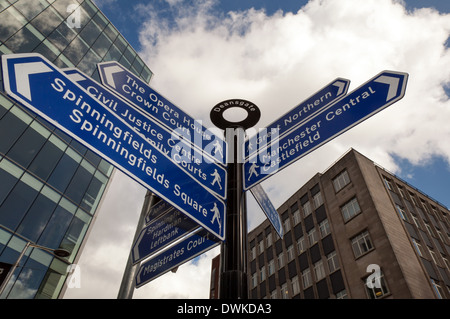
top-left (1, 53), bottom-right (226, 240)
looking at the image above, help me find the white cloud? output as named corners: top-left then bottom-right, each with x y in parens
top-left (67, 0), bottom-right (450, 299)
top-left (138, 0), bottom-right (450, 167)
top-left (133, 0), bottom-right (450, 297)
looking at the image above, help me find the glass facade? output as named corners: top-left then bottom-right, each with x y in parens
top-left (0, 0), bottom-right (152, 298)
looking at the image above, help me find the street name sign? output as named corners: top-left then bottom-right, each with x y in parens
top-left (244, 78), bottom-right (350, 159)
top-left (2, 53), bottom-right (226, 240)
top-left (63, 68), bottom-right (227, 200)
top-left (250, 184), bottom-right (283, 238)
top-left (131, 208), bottom-right (200, 264)
top-left (97, 61), bottom-right (227, 166)
top-left (145, 198), bottom-right (176, 225)
top-left (135, 228), bottom-right (220, 288)
top-left (244, 70), bottom-right (408, 190)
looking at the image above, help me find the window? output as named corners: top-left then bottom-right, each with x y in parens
top-left (398, 187), bottom-right (407, 199)
top-left (383, 177), bottom-right (393, 190)
top-left (421, 200), bottom-right (430, 214)
top-left (341, 197), bottom-right (361, 222)
top-left (270, 290), bottom-right (277, 299)
top-left (266, 233), bottom-right (272, 247)
top-left (258, 240), bottom-right (264, 254)
top-left (7, 120), bottom-right (50, 168)
top-left (424, 222), bottom-right (434, 238)
top-left (319, 219), bottom-right (331, 238)
top-left (287, 245), bottom-right (294, 261)
top-left (314, 260), bottom-right (326, 281)
top-left (291, 203), bottom-right (299, 223)
top-left (308, 228), bottom-right (318, 245)
top-left (327, 251), bottom-right (340, 273)
top-left (260, 265), bottom-right (266, 281)
top-left (351, 231), bottom-right (374, 258)
top-left (268, 259), bottom-right (275, 276)
top-left (277, 253), bottom-right (285, 269)
top-left (395, 204), bottom-right (408, 221)
top-left (412, 238), bottom-right (424, 257)
top-left (336, 289), bottom-right (348, 299)
top-left (301, 268), bottom-right (312, 288)
top-left (281, 283), bottom-right (289, 299)
top-left (250, 246), bottom-right (256, 260)
top-left (431, 279), bottom-right (444, 299)
top-left (365, 271), bottom-right (389, 299)
top-left (333, 170), bottom-right (350, 192)
top-left (251, 273), bottom-right (257, 288)
top-left (410, 193), bottom-right (419, 206)
top-left (292, 275), bottom-right (301, 296)
top-left (297, 236), bottom-right (306, 254)
top-left (283, 218), bottom-right (291, 232)
top-left (443, 256), bottom-right (450, 271)
top-left (293, 210), bottom-right (301, 225)
top-left (412, 215), bottom-right (420, 229)
top-left (302, 201), bottom-right (312, 217)
top-left (437, 230), bottom-right (445, 243)
top-left (313, 191), bottom-right (323, 208)
top-left (429, 249), bottom-right (439, 265)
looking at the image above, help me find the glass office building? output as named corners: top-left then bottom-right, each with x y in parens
top-left (0, 0), bottom-right (152, 298)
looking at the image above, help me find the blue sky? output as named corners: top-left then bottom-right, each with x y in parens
top-left (66, 0), bottom-right (450, 299)
top-left (97, 0), bottom-right (450, 52)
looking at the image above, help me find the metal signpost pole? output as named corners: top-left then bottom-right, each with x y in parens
top-left (117, 191), bottom-right (156, 299)
top-left (210, 99), bottom-right (261, 299)
top-left (220, 126), bottom-right (248, 299)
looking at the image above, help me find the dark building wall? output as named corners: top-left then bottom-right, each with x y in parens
top-left (244, 149), bottom-right (450, 299)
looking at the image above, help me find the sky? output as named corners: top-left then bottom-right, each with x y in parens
top-left (64, 0), bottom-right (450, 299)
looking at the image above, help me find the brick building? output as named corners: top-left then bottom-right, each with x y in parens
top-left (212, 149), bottom-right (450, 299)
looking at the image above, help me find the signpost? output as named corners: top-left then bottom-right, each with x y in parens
top-left (1, 52), bottom-right (409, 298)
top-left (63, 68), bottom-right (227, 200)
top-left (131, 208), bottom-right (200, 264)
top-left (244, 70), bottom-right (408, 190)
top-left (245, 78), bottom-right (350, 159)
top-left (97, 61), bottom-right (227, 166)
top-left (135, 228), bottom-right (220, 288)
top-left (144, 197), bottom-right (176, 225)
top-left (1, 53), bottom-right (226, 240)
top-left (250, 184), bottom-right (283, 238)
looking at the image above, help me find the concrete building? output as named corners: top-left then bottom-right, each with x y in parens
top-left (213, 149), bottom-right (450, 299)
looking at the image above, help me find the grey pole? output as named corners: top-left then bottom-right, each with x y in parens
top-left (210, 99), bottom-right (260, 299)
top-left (219, 126), bottom-right (249, 299)
top-left (117, 191), bottom-right (155, 299)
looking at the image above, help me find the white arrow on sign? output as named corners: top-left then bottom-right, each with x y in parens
top-left (334, 80), bottom-right (347, 96)
top-left (374, 75), bottom-right (400, 101)
top-left (2, 53), bottom-right (227, 241)
top-left (102, 65), bottom-right (123, 90)
top-left (13, 62), bottom-right (52, 100)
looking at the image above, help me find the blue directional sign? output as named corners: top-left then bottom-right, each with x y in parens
top-left (2, 53), bottom-right (226, 240)
top-left (131, 208), bottom-right (200, 264)
top-left (244, 78), bottom-right (350, 159)
top-left (250, 184), bottom-right (283, 238)
top-left (244, 70), bottom-right (408, 190)
top-left (63, 68), bottom-right (227, 200)
top-left (135, 228), bottom-right (220, 288)
top-left (97, 61), bottom-right (227, 166)
top-left (145, 198), bottom-right (176, 225)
